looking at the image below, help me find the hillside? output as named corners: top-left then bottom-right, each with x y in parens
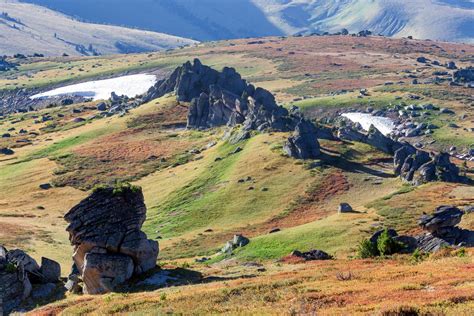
top-left (0, 0), bottom-right (196, 56)
top-left (0, 35), bottom-right (473, 314)
top-left (23, 0), bottom-right (474, 43)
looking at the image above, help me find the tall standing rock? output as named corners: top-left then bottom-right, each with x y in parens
top-left (64, 184), bottom-right (158, 294)
top-left (284, 120), bottom-right (321, 159)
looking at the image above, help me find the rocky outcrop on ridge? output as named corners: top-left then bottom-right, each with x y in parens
top-left (394, 145), bottom-right (464, 185)
top-left (145, 59), bottom-right (294, 131)
top-left (416, 206), bottom-right (474, 252)
top-left (144, 59), bottom-right (321, 159)
top-left (337, 124), bottom-right (401, 155)
top-left (0, 245), bottom-right (61, 315)
top-left (64, 184), bottom-right (158, 295)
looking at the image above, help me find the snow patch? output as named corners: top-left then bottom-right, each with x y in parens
top-left (342, 112), bottom-right (395, 136)
top-left (31, 74), bottom-right (157, 101)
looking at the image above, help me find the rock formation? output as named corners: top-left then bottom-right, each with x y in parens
top-left (144, 59), bottom-right (321, 159)
top-left (394, 145), bottom-right (464, 185)
top-left (453, 67), bottom-right (474, 83)
top-left (291, 249), bottom-right (332, 261)
top-left (416, 206), bottom-right (474, 252)
top-left (337, 124), bottom-right (401, 155)
top-left (283, 119), bottom-right (321, 159)
top-left (221, 234), bottom-right (250, 255)
top-left (0, 245), bottom-right (60, 315)
top-left (145, 59), bottom-right (295, 132)
top-left (64, 184), bottom-right (158, 294)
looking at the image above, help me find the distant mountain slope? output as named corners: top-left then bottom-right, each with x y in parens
top-left (23, 0), bottom-right (474, 43)
top-left (252, 0), bottom-right (474, 43)
top-left (0, 0), bottom-right (197, 56)
top-left (21, 0), bottom-right (284, 41)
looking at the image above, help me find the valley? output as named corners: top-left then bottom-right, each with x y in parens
top-left (0, 35), bottom-right (473, 314)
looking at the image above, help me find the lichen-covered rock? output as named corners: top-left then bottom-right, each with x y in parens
top-left (291, 250), bottom-right (332, 261)
top-left (64, 184), bottom-right (158, 294)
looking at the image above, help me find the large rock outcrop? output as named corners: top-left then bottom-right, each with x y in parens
top-left (416, 206), bottom-right (474, 252)
top-left (64, 184), bottom-right (158, 294)
top-left (144, 59), bottom-right (321, 159)
top-left (145, 59), bottom-right (296, 132)
top-left (394, 145), bottom-right (463, 185)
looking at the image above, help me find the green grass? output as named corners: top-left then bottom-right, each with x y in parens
top-left (291, 93), bottom-right (406, 112)
top-left (144, 141), bottom-right (246, 237)
top-left (231, 213), bottom-right (372, 261)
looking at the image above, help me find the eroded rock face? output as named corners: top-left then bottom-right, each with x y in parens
top-left (64, 185), bottom-right (158, 294)
top-left (145, 59), bottom-right (296, 132)
top-left (394, 145), bottom-right (463, 185)
top-left (284, 119), bottom-right (321, 160)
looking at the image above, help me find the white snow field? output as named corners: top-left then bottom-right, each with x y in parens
top-left (342, 112), bottom-right (395, 136)
top-left (31, 74), bottom-right (157, 101)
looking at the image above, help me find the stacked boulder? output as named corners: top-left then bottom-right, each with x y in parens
top-left (416, 206), bottom-right (473, 252)
top-left (394, 145), bottom-right (463, 185)
top-left (144, 59), bottom-right (320, 159)
top-left (64, 184), bottom-right (158, 294)
top-left (0, 246), bottom-right (60, 315)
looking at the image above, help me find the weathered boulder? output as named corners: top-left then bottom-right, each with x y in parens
top-left (39, 257), bottom-right (61, 283)
top-left (82, 253), bottom-right (134, 295)
top-left (64, 184), bottom-right (158, 294)
top-left (453, 67), bottom-right (474, 83)
top-left (284, 119), bottom-right (321, 159)
top-left (338, 203), bottom-right (353, 213)
top-left (416, 206), bottom-right (473, 252)
top-left (291, 249), bottom-right (332, 261)
top-left (419, 206), bottom-right (463, 234)
top-left (6, 249), bottom-right (41, 276)
top-left (369, 229), bottom-right (398, 243)
top-left (221, 234), bottom-right (250, 254)
top-left (0, 266), bottom-right (32, 315)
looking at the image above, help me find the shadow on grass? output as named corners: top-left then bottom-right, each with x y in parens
top-left (319, 150), bottom-right (394, 179)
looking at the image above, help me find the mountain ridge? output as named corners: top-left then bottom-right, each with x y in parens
top-left (21, 0), bottom-right (474, 43)
top-left (0, 0), bottom-right (197, 56)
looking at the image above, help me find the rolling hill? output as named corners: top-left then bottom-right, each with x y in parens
top-left (22, 0), bottom-right (474, 43)
top-left (0, 0), bottom-right (197, 56)
top-left (0, 34), bottom-right (473, 314)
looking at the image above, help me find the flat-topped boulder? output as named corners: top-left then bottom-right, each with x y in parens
top-left (64, 183), bottom-right (158, 294)
top-left (419, 206), bottom-right (463, 234)
top-left (416, 206), bottom-right (473, 252)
